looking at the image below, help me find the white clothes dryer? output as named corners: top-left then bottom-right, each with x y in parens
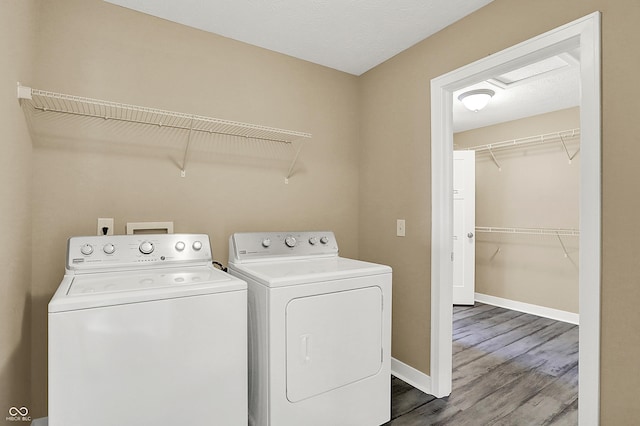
top-left (48, 234), bottom-right (247, 426)
top-left (228, 231), bottom-right (392, 426)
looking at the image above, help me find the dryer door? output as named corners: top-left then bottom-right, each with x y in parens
top-left (285, 286), bottom-right (383, 402)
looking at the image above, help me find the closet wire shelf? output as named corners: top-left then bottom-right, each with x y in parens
top-left (465, 128), bottom-right (580, 170)
top-left (475, 226), bottom-right (579, 258)
top-left (17, 84), bottom-right (312, 180)
top-left (475, 226), bottom-right (580, 237)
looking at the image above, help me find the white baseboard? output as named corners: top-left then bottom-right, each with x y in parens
top-left (475, 293), bottom-right (579, 325)
top-left (391, 357), bottom-right (432, 395)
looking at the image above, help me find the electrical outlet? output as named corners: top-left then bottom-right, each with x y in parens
top-left (97, 218), bottom-right (114, 236)
top-left (396, 219), bottom-right (406, 237)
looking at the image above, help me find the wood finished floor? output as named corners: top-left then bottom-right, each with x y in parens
top-left (386, 303), bottom-right (578, 425)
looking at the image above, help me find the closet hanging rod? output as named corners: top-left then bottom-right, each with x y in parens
top-left (17, 85), bottom-right (312, 144)
top-left (475, 226), bottom-right (580, 237)
top-left (466, 128), bottom-right (580, 153)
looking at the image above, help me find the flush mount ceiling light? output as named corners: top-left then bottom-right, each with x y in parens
top-left (458, 89), bottom-right (495, 112)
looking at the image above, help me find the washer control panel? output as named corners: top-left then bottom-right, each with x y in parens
top-left (67, 234), bottom-right (212, 272)
top-left (230, 231), bottom-right (338, 262)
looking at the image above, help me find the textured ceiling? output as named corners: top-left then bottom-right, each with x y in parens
top-left (104, 0), bottom-right (494, 76)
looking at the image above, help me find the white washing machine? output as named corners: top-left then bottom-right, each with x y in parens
top-left (228, 231), bottom-right (392, 426)
top-left (48, 234), bottom-right (247, 426)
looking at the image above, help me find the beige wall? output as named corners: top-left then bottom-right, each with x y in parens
top-left (359, 0), bottom-right (640, 423)
top-left (27, 0), bottom-right (360, 417)
top-left (455, 108), bottom-right (580, 313)
top-left (0, 0), bottom-right (36, 418)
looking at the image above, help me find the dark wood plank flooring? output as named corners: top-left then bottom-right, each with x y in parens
top-left (386, 303), bottom-right (578, 425)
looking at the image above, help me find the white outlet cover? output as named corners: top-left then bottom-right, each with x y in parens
top-left (97, 218), bottom-right (114, 236)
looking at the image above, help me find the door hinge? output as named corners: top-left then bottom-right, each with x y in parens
top-left (451, 252), bottom-right (454, 262)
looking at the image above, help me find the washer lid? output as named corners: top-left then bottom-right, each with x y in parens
top-left (230, 257), bottom-right (391, 288)
top-left (49, 266), bottom-right (246, 312)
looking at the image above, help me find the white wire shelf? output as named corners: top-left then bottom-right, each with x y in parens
top-left (475, 226), bottom-right (579, 258)
top-left (17, 84), bottom-right (311, 180)
top-left (476, 226), bottom-right (580, 237)
top-left (464, 128), bottom-right (580, 170)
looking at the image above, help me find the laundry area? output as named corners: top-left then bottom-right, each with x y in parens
top-left (8, 1), bottom-right (390, 424)
top-left (3, 0), bottom-right (640, 425)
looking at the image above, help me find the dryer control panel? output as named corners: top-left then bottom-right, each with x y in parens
top-left (67, 234), bottom-right (212, 273)
top-left (229, 231), bottom-right (338, 262)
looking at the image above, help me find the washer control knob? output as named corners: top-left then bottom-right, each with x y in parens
top-left (285, 236), bottom-right (297, 248)
top-left (139, 241), bottom-right (154, 254)
top-left (308, 237), bottom-right (318, 245)
top-left (320, 236), bottom-right (329, 245)
top-left (103, 243), bottom-right (115, 255)
top-left (80, 244), bottom-right (93, 255)
top-left (192, 241), bottom-right (203, 251)
top-left (262, 238), bottom-right (271, 248)
top-left (175, 241), bottom-right (186, 251)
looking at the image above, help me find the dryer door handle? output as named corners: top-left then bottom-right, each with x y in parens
top-left (301, 334), bottom-right (312, 363)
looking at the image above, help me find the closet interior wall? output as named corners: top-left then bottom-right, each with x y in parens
top-left (454, 107), bottom-right (580, 313)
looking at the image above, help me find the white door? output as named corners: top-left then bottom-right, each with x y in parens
top-left (453, 150), bottom-right (475, 305)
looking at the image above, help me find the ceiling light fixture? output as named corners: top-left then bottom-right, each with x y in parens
top-left (458, 89), bottom-right (495, 112)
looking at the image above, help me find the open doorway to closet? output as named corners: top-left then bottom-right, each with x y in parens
top-left (453, 69), bottom-right (581, 319)
top-left (448, 79), bottom-right (581, 422)
top-left (430, 12), bottom-right (601, 424)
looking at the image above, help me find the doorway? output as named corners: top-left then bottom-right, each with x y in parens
top-left (430, 12), bottom-right (600, 425)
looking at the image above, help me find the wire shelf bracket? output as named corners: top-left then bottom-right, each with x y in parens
top-left (17, 84), bottom-right (312, 181)
top-left (180, 118), bottom-right (195, 178)
top-left (487, 146), bottom-right (502, 171)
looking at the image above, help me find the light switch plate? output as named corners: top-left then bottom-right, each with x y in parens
top-left (397, 219), bottom-right (406, 237)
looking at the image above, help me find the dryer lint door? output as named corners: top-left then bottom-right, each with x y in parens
top-left (285, 286), bottom-right (383, 402)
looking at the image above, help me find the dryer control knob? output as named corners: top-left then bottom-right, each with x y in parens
top-left (320, 236), bottom-right (329, 244)
top-left (175, 241), bottom-right (186, 252)
top-left (192, 241), bottom-right (203, 251)
top-left (139, 241), bottom-right (154, 254)
top-left (308, 237), bottom-right (318, 245)
top-left (80, 244), bottom-right (93, 255)
top-left (285, 236), bottom-right (297, 248)
top-left (262, 238), bottom-right (271, 248)
top-left (103, 243), bottom-right (115, 255)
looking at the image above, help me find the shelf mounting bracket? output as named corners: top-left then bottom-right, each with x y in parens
top-left (488, 146), bottom-right (502, 171)
top-left (559, 134), bottom-right (580, 164)
top-left (17, 82), bottom-right (32, 103)
top-left (180, 117), bottom-right (195, 177)
top-left (285, 140), bottom-right (304, 184)
top-left (556, 232), bottom-right (570, 258)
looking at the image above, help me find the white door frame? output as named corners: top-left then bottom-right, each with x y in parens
top-left (430, 12), bottom-right (601, 425)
